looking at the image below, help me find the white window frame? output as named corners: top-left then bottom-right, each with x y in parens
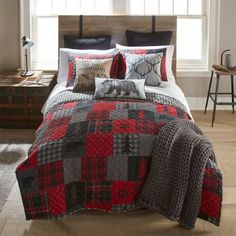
top-left (20, 0), bottom-right (113, 71)
top-left (126, 0), bottom-right (220, 77)
top-left (20, 0), bottom-right (219, 77)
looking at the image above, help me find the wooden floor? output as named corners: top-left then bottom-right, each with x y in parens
top-left (0, 111), bottom-right (235, 236)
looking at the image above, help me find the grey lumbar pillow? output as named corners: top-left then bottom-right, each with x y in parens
top-left (125, 53), bottom-right (163, 86)
top-left (94, 78), bottom-right (146, 99)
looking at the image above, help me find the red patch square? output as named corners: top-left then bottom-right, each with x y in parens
top-left (63, 101), bottom-right (77, 109)
top-left (49, 117), bottom-right (70, 141)
top-left (38, 161), bottom-right (64, 191)
top-left (113, 120), bottom-right (136, 134)
top-left (45, 112), bottom-right (54, 124)
top-left (93, 102), bottom-right (117, 111)
top-left (87, 111), bottom-right (110, 121)
top-left (48, 185), bottom-right (66, 216)
top-left (17, 149), bottom-right (38, 171)
top-left (112, 181), bottom-right (140, 205)
top-left (161, 56), bottom-right (167, 81)
top-left (168, 106), bottom-right (177, 117)
top-left (85, 133), bottom-right (113, 157)
top-left (81, 157), bottom-right (107, 181)
top-left (85, 202), bottom-right (112, 211)
top-left (200, 190), bottom-right (221, 220)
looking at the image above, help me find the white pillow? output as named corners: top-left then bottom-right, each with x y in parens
top-left (58, 48), bottom-right (116, 83)
top-left (116, 44), bottom-right (175, 83)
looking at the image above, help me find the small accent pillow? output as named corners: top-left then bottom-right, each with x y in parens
top-left (117, 48), bottom-right (168, 81)
top-left (125, 53), bottom-right (163, 86)
top-left (67, 52), bottom-right (123, 87)
top-left (116, 44), bottom-right (175, 82)
top-left (73, 58), bottom-right (113, 92)
top-left (94, 78), bottom-right (146, 99)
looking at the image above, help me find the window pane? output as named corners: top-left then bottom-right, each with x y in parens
top-left (33, 17), bottom-right (58, 67)
top-left (66, 0), bottom-right (81, 14)
top-left (52, 0), bottom-right (66, 15)
top-left (159, 0), bottom-right (173, 15)
top-left (81, 0), bottom-right (95, 14)
top-left (174, 0), bottom-right (187, 15)
top-left (130, 0), bottom-right (144, 15)
top-left (188, 0), bottom-right (202, 15)
top-left (177, 18), bottom-right (202, 59)
top-left (145, 0), bottom-right (158, 15)
top-left (36, 0), bottom-right (52, 15)
top-left (95, 0), bottom-right (111, 15)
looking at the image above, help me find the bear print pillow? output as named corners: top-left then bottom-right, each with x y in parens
top-left (94, 77), bottom-right (146, 99)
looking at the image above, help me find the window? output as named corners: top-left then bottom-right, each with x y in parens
top-left (128, 0), bottom-right (217, 72)
top-left (29, 0), bottom-right (112, 70)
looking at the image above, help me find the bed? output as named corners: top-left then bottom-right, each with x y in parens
top-left (16, 15), bottom-right (222, 229)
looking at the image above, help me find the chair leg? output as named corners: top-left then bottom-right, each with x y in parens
top-left (231, 75), bottom-right (235, 114)
top-left (204, 70), bottom-right (214, 114)
top-left (212, 75), bottom-right (220, 127)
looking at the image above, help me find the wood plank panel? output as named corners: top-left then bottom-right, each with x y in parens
top-left (59, 15), bottom-right (177, 77)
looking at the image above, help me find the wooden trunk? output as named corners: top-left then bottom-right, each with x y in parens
top-left (0, 73), bottom-right (56, 129)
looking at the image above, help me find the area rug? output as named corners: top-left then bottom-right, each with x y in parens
top-left (0, 137), bottom-right (33, 211)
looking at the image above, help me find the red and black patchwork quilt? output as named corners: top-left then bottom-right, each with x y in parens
top-left (16, 94), bottom-right (222, 226)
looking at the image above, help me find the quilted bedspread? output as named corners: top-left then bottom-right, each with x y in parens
top-left (15, 91), bottom-right (222, 226)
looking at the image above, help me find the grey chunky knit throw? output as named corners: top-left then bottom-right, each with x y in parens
top-left (138, 119), bottom-right (216, 229)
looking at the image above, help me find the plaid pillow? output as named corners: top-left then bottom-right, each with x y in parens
top-left (118, 48), bottom-right (168, 81)
top-left (66, 53), bottom-right (122, 87)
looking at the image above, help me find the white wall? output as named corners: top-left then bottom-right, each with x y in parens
top-left (219, 0), bottom-right (236, 65)
top-left (0, 0), bottom-right (20, 71)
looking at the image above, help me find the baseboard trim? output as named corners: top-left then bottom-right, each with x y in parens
top-left (186, 96), bottom-right (234, 111)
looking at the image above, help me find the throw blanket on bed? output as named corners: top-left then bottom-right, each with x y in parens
top-left (138, 119), bottom-right (222, 228)
top-left (15, 91), bottom-right (222, 227)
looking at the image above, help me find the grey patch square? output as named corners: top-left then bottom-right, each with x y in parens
top-left (38, 140), bottom-right (65, 165)
top-left (17, 169), bottom-right (37, 194)
top-left (53, 107), bottom-right (74, 120)
top-left (139, 134), bottom-right (156, 156)
top-left (107, 156), bottom-right (128, 181)
top-left (70, 112), bottom-right (88, 124)
top-left (109, 110), bottom-right (129, 120)
top-left (63, 158), bottom-right (81, 184)
top-left (63, 137), bottom-right (85, 159)
top-left (116, 103), bottom-right (137, 110)
top-left (114, 134), bottom-right (140, 156)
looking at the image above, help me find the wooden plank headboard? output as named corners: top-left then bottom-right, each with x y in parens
top-left (59, 15), bottom-right (177, 77)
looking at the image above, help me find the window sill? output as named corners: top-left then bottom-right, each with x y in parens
top-left (177, 68), bottom-right (211, 78)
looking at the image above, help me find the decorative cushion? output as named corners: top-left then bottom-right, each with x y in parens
top-left (67, 52), bottom-right (122, 87)
top-left (58, 48), bottom-right (116, 83)
top-left (126, 30), bottom-right (172, 46)
top-left (116, 44), bottom-right (175, 82)
top-left (94, 78), bottom-right (146, 99)
top-left (125, 53), bottom-right (162, 86)
top-left (64, 35), bottom-right (111, 50)
top-left (73, 58), bottom-right (113, 92)
top-left (117, 48), bottom-right (167, 81)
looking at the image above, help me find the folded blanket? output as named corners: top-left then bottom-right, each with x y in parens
top-left (138, 119), bottom-right (222, 228)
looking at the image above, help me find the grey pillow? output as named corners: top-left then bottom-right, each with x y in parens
top-left (94, 78), bottom-right (146, 99)
top-left (125, 53), bottom-right (163, 86)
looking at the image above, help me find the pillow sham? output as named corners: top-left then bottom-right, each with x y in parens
top-left (94, 78), bottom-right (146, 99)
top-left (66, 52), bottom-right (122, 87)
top-left (125, 53), bottom-right (162, 86)
top-left (126, 30), bottom-right (172, 46)
top-left (73, 58), bottom-right (113, 92)
top-left (64, 35), bottom-right (111, 50)
top-left (116, 44), bottom-right (175, 82)
top-left (58, 48), bottom-right (116, 83)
